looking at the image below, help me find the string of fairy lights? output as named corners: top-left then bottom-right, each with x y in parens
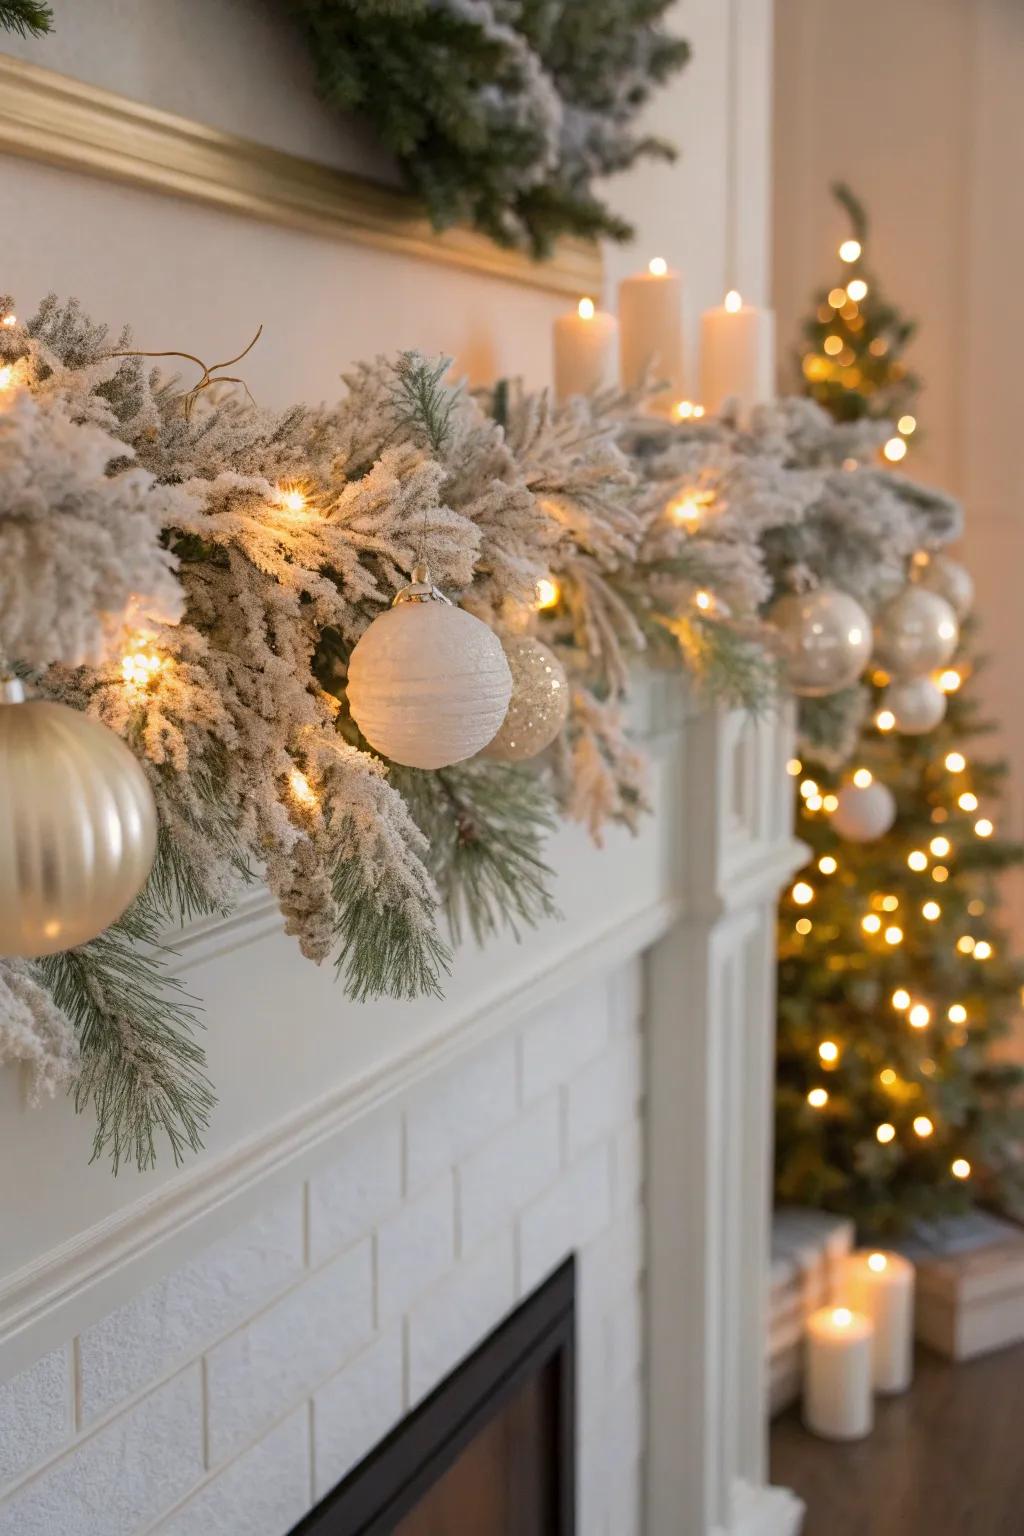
top-left (780, 722), bottom-right (999, 1184)
top-left (800, 233), bottom-right (917, 468)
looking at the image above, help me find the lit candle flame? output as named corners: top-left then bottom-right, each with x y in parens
top-left (867, 1253), bottom-right (888, 1273)
top-left (648, 257), bottom-right (668, 277)
top-left (578, 297), bottom-right (596, 320)
top-left (724, 290), bottom-right (742, 313)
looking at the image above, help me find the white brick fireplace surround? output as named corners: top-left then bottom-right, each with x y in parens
top-left (0, 684), bottom-right (806, 1536)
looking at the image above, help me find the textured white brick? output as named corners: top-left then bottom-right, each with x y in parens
top-left (78, 1191), bottom-right (304, 1423)
top-left (565, 1035), bottom-right (641, 1160)
top-left (577, 1422), bottom-right (609, 1536)
top-left (583, 1204), bottom-right (645, 1310)
top-left (407, 1231), bottom-right (515, 1404)
top-left (376, 1176), bottom-right (455, 1320)
top-left (205, 1241), bottom-right (373, 1464)
top-left (519, 978), bottom-right (611, 1103)
top-left (613, 1115), bottom-right (645, 1211)
top-left (0, 1366), bottom-right (202, 1536)
top-left (313, 1329), bottom-right (404, 1499)
top-left (0, 1346), bottom-right (71, 1491)
top-left (152, 1407), bottom-right (309, 1536)
top-left (457, 1095), bottom-right (561, 1254)
top-left (607, 1281), bottom-right (644, 1392)
top-left (605, 1450), bottom-right (643, 1536)
top-left (308, 1107), bottom-right (402, 1266)
top-left (403, 1039), bottom-right (517, 1190)
top-left (518, 1143), bottom-right (612, 1296)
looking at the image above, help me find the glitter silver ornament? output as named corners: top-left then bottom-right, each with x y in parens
top-left (914, 554), bottom-right (974, 620)
top-left (0, 679), bottom-right (157, 957)
top-left (769, 588), bottom-right (872, 697)
top-left (830, 780), bottom-right (897, 842)
top-left (347, 566), bottom-right (512, 770)
top-left (481, 636), bottom-right (570, 761)
top-left (873, 587), bottom-right (959, 680)
top-left (884, 676), bottom-right (947, 735)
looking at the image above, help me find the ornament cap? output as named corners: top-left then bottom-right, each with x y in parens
top-left (392, 564), bottom-right (453, 607)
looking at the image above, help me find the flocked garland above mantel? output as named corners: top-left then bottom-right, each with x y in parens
top-left (0, 294), bottom-right (964, 1174)
top-left (0, 0), bottom-right (689, 257)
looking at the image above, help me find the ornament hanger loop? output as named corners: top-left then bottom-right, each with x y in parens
top-left (392, 562), bottom-right (453, 607)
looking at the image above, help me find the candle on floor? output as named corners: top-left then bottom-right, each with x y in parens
top-left (618, 256), bottom-right (685, 407)
top-left (553, 297), bottom-right (618, 401)
top-left (845, 1250), bottom-right (915, 1394)
top-left (698, 289), bottom-right (775, 420)
top-left (803, 1305), bottom-right (874, 1441)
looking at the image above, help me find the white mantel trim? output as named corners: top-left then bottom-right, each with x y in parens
top-left (0, 894), bottom-right (677, 1384)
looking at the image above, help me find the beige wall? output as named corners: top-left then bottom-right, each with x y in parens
top-left (774, 0), bottom-right (1024, 928)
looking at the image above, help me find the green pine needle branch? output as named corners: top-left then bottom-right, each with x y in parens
top-left (0, 0), bottom-right (53, 37)
top-left (41, 904), bottom-right (214, 1174)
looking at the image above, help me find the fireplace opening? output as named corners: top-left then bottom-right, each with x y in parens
top-left (292, 1258), bottom-right (576, 1535)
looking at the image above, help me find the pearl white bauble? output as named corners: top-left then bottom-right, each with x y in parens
top-left (0, 690), bottom-right (157, 957)
top-left (347, 601), bottom-right (512, 769)
top-left (914, 554), bottom-right (974, 620)
top-left (873, 587), bottom-right (959, 680)
top-left (884, 677), bottom-right (947, 735)
top-left (481, 637), bottom-right (569, 761)
top-left (769, 589), bottom-right (872, 697)
top-left (831, 780), bottom-right (897, 843)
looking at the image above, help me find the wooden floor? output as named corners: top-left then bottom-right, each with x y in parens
top-left (770, 1343), bottom-right (1024, 1536)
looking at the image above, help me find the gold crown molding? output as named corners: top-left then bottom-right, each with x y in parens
top-left (0, 55), bottom-right (603, 299)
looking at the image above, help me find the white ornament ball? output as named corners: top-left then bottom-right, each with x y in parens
top-left (831, 780), bottom-right (897, 843)
top-left (347, 601), bottom-right (512, 769)
top-left (884, 677), bottom-right (947, 736)
top-left (481, 637), bottom-right (570, 762)
top-left (0, 690), bottom-right (157, 957)
top-left (915, 554), bottom-right (974, 620)
top-left (873, 587), bottom-right (959, 680)
top-left (770, 589), bottom-right (872, 697)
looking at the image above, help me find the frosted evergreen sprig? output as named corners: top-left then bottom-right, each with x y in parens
top-left (41, 904), bottom-right (212, 1173)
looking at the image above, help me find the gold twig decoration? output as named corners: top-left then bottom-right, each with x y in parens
top-left (109, 324), bottom-right (263, 420)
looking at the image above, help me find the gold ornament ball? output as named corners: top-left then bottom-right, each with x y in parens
top-left (0, 691), bottom-right (158, 957)
top-left (347, 601), bottom-right (512, 770)
top-left (481, 637), bottom-right (570, 761)
top-left (873, 586), bottom-right (958, 680)
top-left (914, 554), bottom-right (974, 620)
top-left (769, 588), bottom-right (872, 697)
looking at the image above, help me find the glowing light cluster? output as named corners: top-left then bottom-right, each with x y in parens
top-left (121, 645), bottom-right (165, 689)
top-left (535, 577), bottom-right (560, 611)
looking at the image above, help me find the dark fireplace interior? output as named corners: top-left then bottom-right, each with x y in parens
top-left (292, 1258), bottom-right (576, 1536)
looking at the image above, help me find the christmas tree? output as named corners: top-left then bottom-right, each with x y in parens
top-left (775, 630), bottom-right (1024, 1234)
top-left (797, 183), bottom-right (921, 468)
top-left (776, 188), bottom-right (1024, 1236)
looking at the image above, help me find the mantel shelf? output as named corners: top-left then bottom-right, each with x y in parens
top-left (0, 55), bottom-right (603, 300)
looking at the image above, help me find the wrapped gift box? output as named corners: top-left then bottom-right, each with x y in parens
top-left (899, 1210), bottom-right (1024, 1361)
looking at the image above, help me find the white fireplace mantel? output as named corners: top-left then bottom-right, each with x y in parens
top-left (0, 677), bottom-right (804, 1536)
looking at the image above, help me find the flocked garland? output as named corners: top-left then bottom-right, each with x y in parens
top-left (0, 295), bottom-right (963, 1171)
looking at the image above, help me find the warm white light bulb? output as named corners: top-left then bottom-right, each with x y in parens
top-left (951, 1158), bottom-right (971, 1179)
top-left (839, 239), bottom-right (862, 263)
top-left (852, 767), bottom-right (873, 788)
top-left (807, 1087), bottom-right (829, 1108)
top-left (884, 437), bottom-right (908, 463)
top-left (847, 278), bottom-right (868, 302)
top-left (876, 1122), bottom-right (896, 1144)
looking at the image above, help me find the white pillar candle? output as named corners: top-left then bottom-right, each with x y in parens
top-left (803, 1305), bottom-right (874, 1441)
top-left (845, 1250), bottom-right (915, 1394)
top-left (698, 290), bottom-right (775, 420)
top-left (553, 297), bottom-right (618, 401)
top-left (617, 256), bottom-right (685, 408)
